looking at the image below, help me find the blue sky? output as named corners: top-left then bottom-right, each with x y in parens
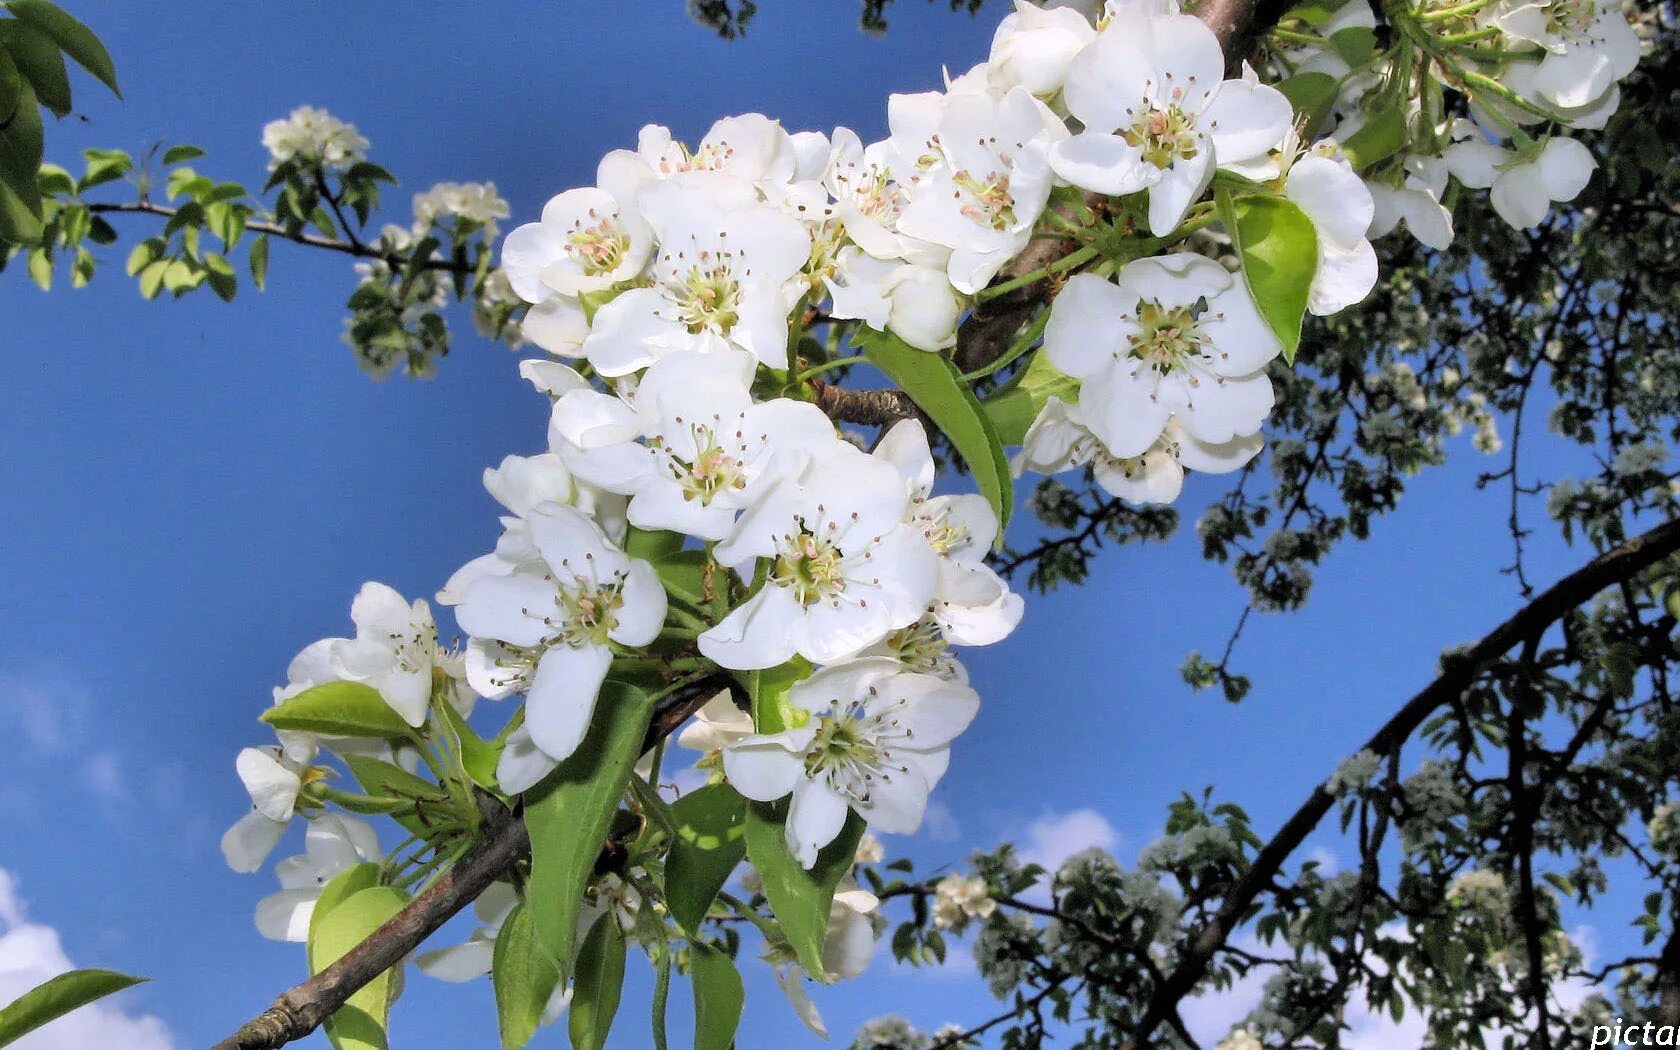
top-left (0, 1), bottom-right (1623, 1047)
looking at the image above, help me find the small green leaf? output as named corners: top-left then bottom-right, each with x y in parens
top-left (624, 525), bottom-right (686, 562)
top-left (1330, 25), bottom-right (1379, 68)
top-left (307, 862), bottom-right (382, 944)
top-left (0, 74), bottom-right (45, 239)
top-left (743, 801), bottom-right (865, 978)
top-left (980, 350), bottom-right (1079, 446)
top-left (135, 258), bottom-right (167, 299)
top-left (747, 657), bottom-right (810, 734)
top-left (665, 783), bottom-right (748, 934)
top-left (1277, 71), bottom-right (1339, 137)
top-left (0, 42), bottom-right (19, 125)
top-left (123, 238), bottom-right (158, 276)
top-left (567, 912), bottom-right (627, 1050)
top-left (1338, 106), bottom-right (1409, 170)
top-left (161, 144), bottom-right (205, 164)
top-left (261, 680), bottom-right (412, 739)
top-left (439, 700), bottom-right (501, 790)
top-left (248, 234), bottom-right (270, 290)
top-left (523, 681), bottom-right (651, 989)
top-left (26, 245), bottom-right (50, 289)
top-left (854, 325), bottom-right (1013, 539)
top-left (689, 943), bottom-right (744, 1050)
top-left (204, 250), bottom-right (236, 301)
top-left (5, 23), bottom-right (71, 118)
top-left (0, 969), bottom-right (147, 1048)
top-left (307, 885), bottom-right (409, 1050)
top-left (78, 146), bottom-right (130, 192)
top-left (6, 0), bottom-right (119, 96)
top-left (1220, 191), bottom-right (1318, 363)
top-left (492, 901), bottom-right (562, 1050)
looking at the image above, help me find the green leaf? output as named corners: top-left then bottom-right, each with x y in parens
top-left (665, 783), bottom-right (748, 934)
top-left (204, 250), bottom-right (236, 301)
top-left (1220, 191), bottom-right (1318, 363)
top-left (1330, 25), bottom-right (1379, 68)
top-left (341, 754), bottom-right (438, 834)
top-left (0, 41), bottom-right (19, 125)
top-left (307, 862), bottom-right (383, 944)
top-left (689, 943), bottom-right (744, 1050)
top-left (980, 350), bottom-right (1079, 446)
top-left (624, 525), bottom-right (687, 562)
top-left (747, 657), bottom-right (810, 734)
top-left (1338, 106), bottom-right (1408, 170)
top-left (0, 74), bottom-right (44, 241)
top-left (567, 912), bottom-right (627, 1050)
top-left (6, 0), bottom-right (118, 96)
top-left (135, 257), bottom-right (166, 299)
top-left (743, 801), bottom-right (865, 978)
top-left (248, 234), bottom-right (270, 290)
top-left (307, 885), bottom-right (408, 1050)
top-left (439, 699), bottom-right (501, 790)
top-left (1277, 71), bottom-right (1339, 137)
top-left (26, 245), bottom-right (49, 289)
top-left (854, 325), bottom-right (1013, 539)
top-left (161, 144), bottom-right (205, 164)
top-left (523, 680), bottom-right (651, 987)
top-left (5, 23), bottom-right (71, 118)
top-left (0, 969), bottom-right (147, 1048)
top-left (78, 146), bottom-right (130, 191)
top-left (492, 901), bottom-right (561, 1050)
top-left (261, 680), bottom-right (412, 739)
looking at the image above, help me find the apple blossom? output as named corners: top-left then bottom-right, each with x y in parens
top-left (1485, 0), bottom-right (1640, 110)
top-left (722, 660), bottom-right (979, 867)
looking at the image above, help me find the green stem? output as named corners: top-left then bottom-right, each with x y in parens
top-left (795, 355), bottom-right (866, 382)
top-left (650, 941), bottom-right (672, 1050)
top-left (1461, 69), bottom-right (1556, 127)
top-left (1418, 0), bottom-right (1500, 21)
top-left (716, 891), bottom-right (783, 942)
top-left (1270, 26), bottom-right (1328, 46)
top-left (1437, 24), bottom-right (1500, 45)
top-left (962, 310), bottom-right (1050, 382)
top-left (976, 244), bottom-right (1099, 303)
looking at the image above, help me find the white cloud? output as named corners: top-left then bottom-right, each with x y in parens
top-left (0, 869), bottom-right (175, 1050)
top-left (0, 672), bottom-right (82, 754)
top-left (1020, 809), bottom-right (1120, 872)
top-left (921, 797), bottom-right (961, 844)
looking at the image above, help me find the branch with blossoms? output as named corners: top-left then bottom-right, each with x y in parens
top-left (15, 0), bottom-right (1652, 1045)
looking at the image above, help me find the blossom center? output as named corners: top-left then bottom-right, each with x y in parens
top-left (657, 423), bottom-right (749, 505)
top-left (919, 506), bottom-right (971, 557)
top-left (772, 527), bottom-right (847, 607)
top-left (1126, 298), bottom-right (1209, 373)
top-left (1126, 104), bottom-right (1200, 170)
top-left (675, 258), bottom-right (742, 334)
top-left (881, 616), bottom-right (961, 680)
top-left (953, 168), bottom-right (1016, 231)
top-left (1545, 0), bottom-right (1597, 37)
top-left (566, 215), bottom-right (630, 276)
top-left (545, 575), bottom-right (626, 647)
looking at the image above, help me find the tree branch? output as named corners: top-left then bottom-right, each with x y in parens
top-left (1122, 514), bottom-right (1680, 1048)
top-left (210, 673), bottom-right (740, 1050)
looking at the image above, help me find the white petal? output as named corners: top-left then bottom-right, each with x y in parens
top-left (1047, 132), bottom-right (1154, 196)
top-left (722, 730), bottom-right (814, 803)
top-left (787, 777), bottom-right (852, 869)
top-left (222, 811), bottom-right (288, 873)
top-left (497, 724), bottom-right (559, 794)
top-left (416, 937), bottom-right (496, 982)
top-left (607, 559), bottom-right (667, 647)
top-left (255, 888), bottom-right (319, 942)
top-left (524, 644), bottom-right (613, 761)
top-left (237, 747), bottom-right (302, 822)
top-left (699, 587), bottom-right (803, 671)
top-left (1206, 81), bottom-right (1293, 165)
top-left (456, 573), bottom-right (554, 649)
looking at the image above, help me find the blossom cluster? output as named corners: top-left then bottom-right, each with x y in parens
top-left (218, 0), bottom-right (1641, 1041)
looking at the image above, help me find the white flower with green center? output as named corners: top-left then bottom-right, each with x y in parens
top-left (892, 85), bottom-right (1067, 294)
top-left (580, 179), bottom-right (810, 374)
top-left (260, 105), bottom-right (368, 169)
top-left (502, 158), bottom-right (653, 300)
top-left (851, 614), bottom-right (969, 682)
top-left (1043, 257), bottom-right (1281, 458)
top-left (872, 420), bottom-right (1023, 648)
top-left (455, 503), bottom-right (666, 762)
top-left (553, 352), bottom-right (838, 540)
top-left (1013, 396), bottom-right (1262, 505)
top-left (824, 248), bottom-right (962, 352)
top-left (1048, 9), bottom-right (1293, 235)
top-left (823, 128), bottom-right (937, 265)
top-left (1484, 0), bottom-right (1639, 110)
top-left (330, 582), bottom-right (462, 728)
top-left (723, 660), bottom-right (979, 867)
top-left (631, 113), bottom-right (803, 186)
top-left (698, 445), bottom-right (939, 670)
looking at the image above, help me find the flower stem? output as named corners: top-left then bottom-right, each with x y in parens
top-left (976, 244), bottom-right (1099, 303)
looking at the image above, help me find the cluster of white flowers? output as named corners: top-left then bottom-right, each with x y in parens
top-left (1277, 0), bottom-right (1642, 239)
top-left (220, 0), bottom-right (1644, 1037)
top-left (1448, 867), bottom-right (1510, 917)
top-left (932, 872), bottom-right (997, 929)
top-left (260, 105), bottom-right (369, 170)
top-left (1648, 800), bottom-right (1680, 855)
top-left (1327, 747), bottom-right (1381, 796)
top-left (1216, 1030), bottom-right (1265, 1050)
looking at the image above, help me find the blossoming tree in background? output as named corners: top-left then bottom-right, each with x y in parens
top-left (3, 0), bottom-right (1680, 1047)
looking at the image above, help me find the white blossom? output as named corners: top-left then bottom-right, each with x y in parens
top-left (253, 814), bottom-right (381, 941)
top-left (261, 106), bottom-right (368, 169)
top-left (1444, 134), bottom-right (1596, 230)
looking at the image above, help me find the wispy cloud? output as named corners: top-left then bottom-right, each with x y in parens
top-left (0, 868), bottom-right (176, 1050)
top-left (1019, 808), bottom-right (1121, 872)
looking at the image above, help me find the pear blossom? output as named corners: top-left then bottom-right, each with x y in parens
top-left (871, 420), bottom-right (1023, 647)
top-left (722, 660), bottom-right (979, 866)
top-left (331, 582), bottom-right (464, 728)
top-left (1366, 154), bottom-right (1455, 250)
top-left (893, 85), bottom-right (1068, 293)
top-left (580, 179), bottom-right (810, 374)
top-left (413, 181), bottom-right (511, 232)
top-left (850, 614), bottom-right (969, 682)
top-left (987, 0), bottom-right (1099, 97)
top-left (1485, 0), bottom-right (1640, 110)
top-left (261, 105), bottom-right (368, 169)
top-left (932, 873), bottom-right (996, 929)
top-left (771, 879), bottom-right (883, 1035)
top-left (824, 248), bottom-right (962, 352)
top-left (676, 690), bottom-right (756, 754)
top-left (823, 129), bottom-right (935, 265)
top-left (221, 745), bottom-right (310, 874)
top-left (1048, 10), bottom-right (1293, 235)
top-left (1443, 134), bottom-right (1596, 230)
top-left (556, 352), bottom-right (840, 540)
top-left (254, 814), bottom-right (381, 941)
top-left (1014, 396), bottom-right (1262, 505)
top-left (454, 503), bottom-right (666, 763)
top-left (501, 164), bottom-right (654, 301)
top-left (699, 445), bottom-right (939, 670)
top-left (1043, 257), bottom-right (1281, 459)
top-left (631, 114), bottom-right (802, 187)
